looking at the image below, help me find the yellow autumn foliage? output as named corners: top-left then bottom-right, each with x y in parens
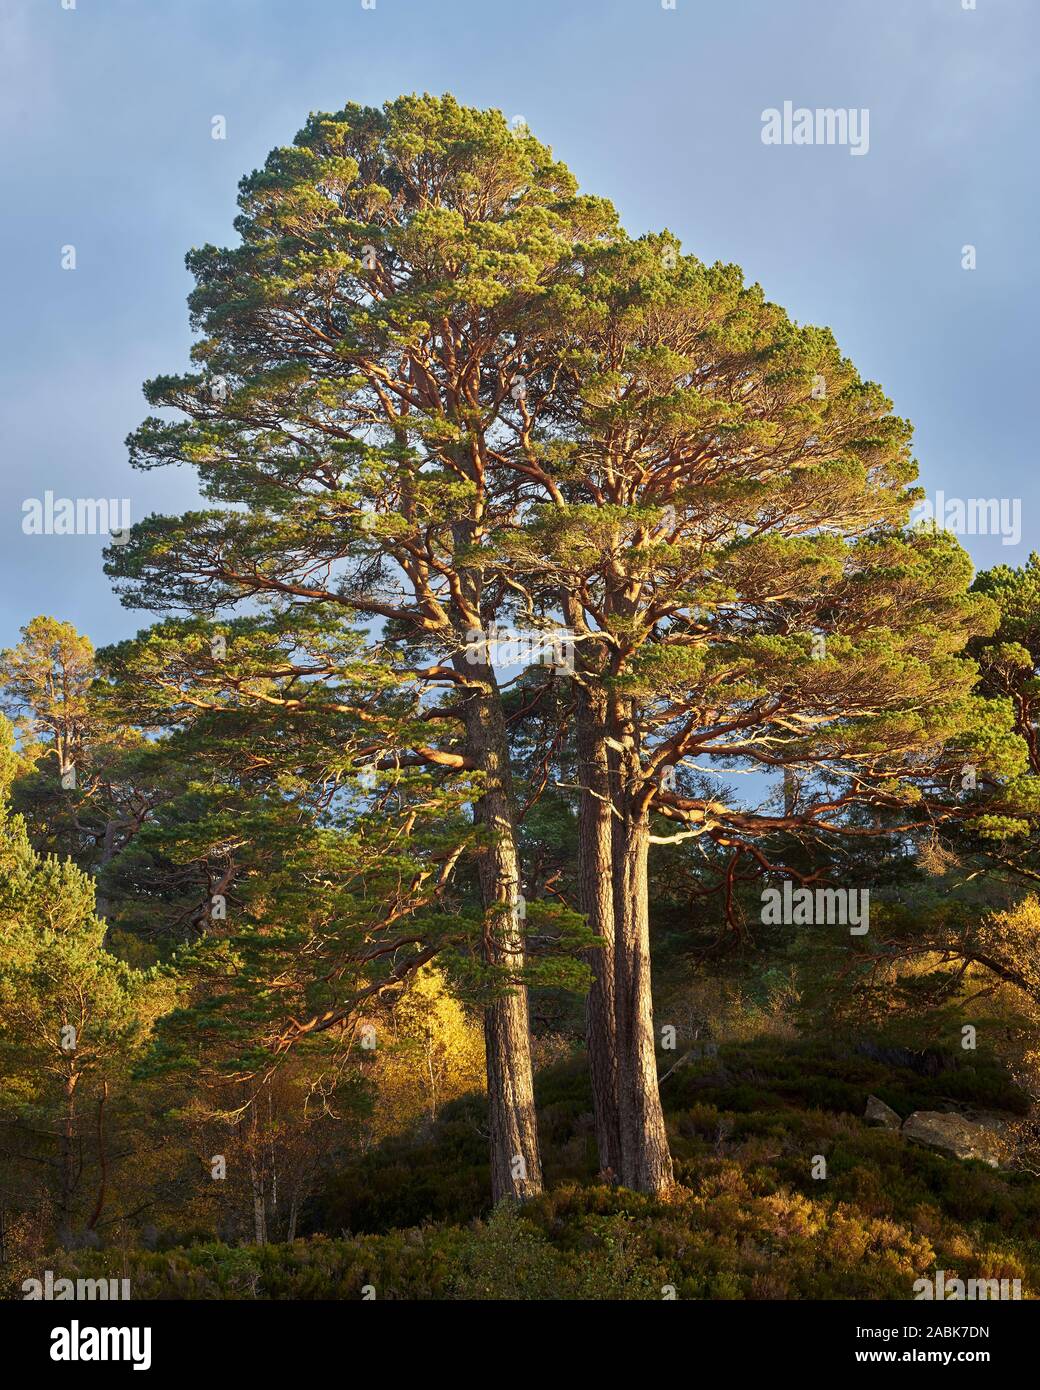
top-left (364, 965), bottom-right (485, 1142)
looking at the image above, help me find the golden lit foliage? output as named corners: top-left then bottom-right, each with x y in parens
top-left (364, 965), bottom-right (485, 1141)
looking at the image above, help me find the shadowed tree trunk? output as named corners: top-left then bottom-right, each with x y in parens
top-left (247, 1107), bottom-right (268, 1244)
top-left (86, 1082), bottom-right (109, 1231)
top-left (575, 683), bottom-right (622, 1179)
top-left (609, 706), bottom-right (674, 1195)
top-left (59, 1067), bottom-right (79, 1241)
top-left (458, 656), bottom-right (543, 1202)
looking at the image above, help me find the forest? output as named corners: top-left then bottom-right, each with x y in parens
top-left (4, 93), bottom-right (1040, 1302)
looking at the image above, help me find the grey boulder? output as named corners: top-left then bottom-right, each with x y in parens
top-left (864, 1095), bottom-right (902, 1130)
top-left (901, 1110), bottom-right (1005, 1168)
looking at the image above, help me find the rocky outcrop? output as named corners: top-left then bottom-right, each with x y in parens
top-left (901, 1110), bottom-right (1005, 1168)
top-left (864, 1095), bottom-right (902, 1130)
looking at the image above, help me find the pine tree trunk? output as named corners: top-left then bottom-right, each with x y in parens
top-left (248, 1107), bottom-right (267, 1244)
top-left (59, 1069), bottom-right (78, 1242)
top-left (575, 684), bottom-right (621, 1179)
top-left (458, 660), bottom-right (543, 1202)
top-left (249, 1158), bottom-right (267, 1245)
top-left (610, 729), bottom-right (674, 1195)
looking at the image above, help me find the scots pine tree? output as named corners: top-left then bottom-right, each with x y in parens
top-left (492, 236), bottom-right (1022, 1190)
top-left (105, 96), bottom-right (622, 1198)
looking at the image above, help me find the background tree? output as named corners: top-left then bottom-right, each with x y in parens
top-left (0, 618), bottom-right (158, 890)
top-left (0, 715), bottom-right (171, 1248)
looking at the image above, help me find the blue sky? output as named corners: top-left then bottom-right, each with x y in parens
top-left (1, 0), bottom-right (1037, 650)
